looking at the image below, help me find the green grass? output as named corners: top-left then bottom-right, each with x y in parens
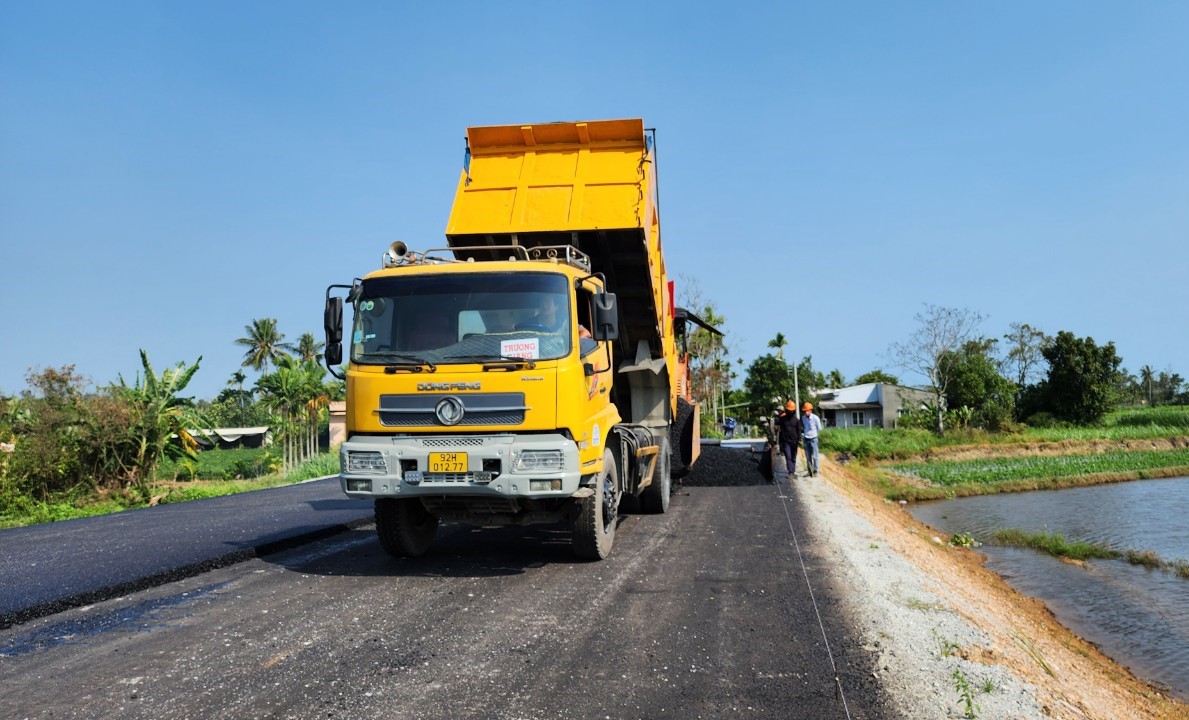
top-left (888, 448), bottom-right (1189, 486)
top-left (991, 529), bottom-right (1189, 579)
top-left (993, 529), bottom-right (1119, 560)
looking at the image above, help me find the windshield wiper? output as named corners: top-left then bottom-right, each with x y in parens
top-left (359, 352), bottom-right (437, 372)
top-left (446, 354), bottom-right (536, 370)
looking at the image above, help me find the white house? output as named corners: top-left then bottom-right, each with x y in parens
top-left (816, 383), bottom-right (936, 429)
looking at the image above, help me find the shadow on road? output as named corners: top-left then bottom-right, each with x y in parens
top-left (260, 520), bottom-right (629, 579)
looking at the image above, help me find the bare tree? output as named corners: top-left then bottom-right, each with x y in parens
top-left (889, 304), bottom-right (986, 432)
top-left (1003, 322), bottom-right (1051, 389)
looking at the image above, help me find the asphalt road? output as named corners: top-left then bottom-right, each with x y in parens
top-left (0, 476), bottom-right (373, 628)
top-left (0, 449), bottom-right (894, 719)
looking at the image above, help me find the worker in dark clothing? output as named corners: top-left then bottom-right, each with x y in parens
top-left (775, 400), bottom-right (802, 477)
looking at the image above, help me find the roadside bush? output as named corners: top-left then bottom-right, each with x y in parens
top-left (1024, 411), bottom-right (1068, 429)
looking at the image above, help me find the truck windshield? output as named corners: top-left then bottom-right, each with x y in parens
top-left (351, 272), bottom-right (573, 365)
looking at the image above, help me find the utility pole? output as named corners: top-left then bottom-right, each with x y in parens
top-left (787, 360), bottom-right (800, 408)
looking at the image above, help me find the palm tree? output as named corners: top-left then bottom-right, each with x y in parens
top-left (1140, 365), bottom-right (1155, 405)
top-left (826, 369), bottom-right (845, 389)
top-left (257, 356), bottom-right (330, 471)
top-left (767, 332), bottom-right (787, 360)
top-left (290, 332), bottom-right (325, 364)
top-left (236, 318), bottom-right (288, 375)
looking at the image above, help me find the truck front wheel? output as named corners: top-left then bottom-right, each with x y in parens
top-left (375, 498), bottom-right (438, 558)
top-left (573, 449), bottom-right (618, 560)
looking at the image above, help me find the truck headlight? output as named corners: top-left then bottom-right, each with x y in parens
top-left (346, 450), bottom-right (387, 473)
top-left (513, 450), bottom-right (564, 472)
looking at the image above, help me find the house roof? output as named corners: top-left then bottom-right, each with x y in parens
top-left (818, 383), bottom-right (881, 408)
top-left (191, 427), bottom-right (272, 442)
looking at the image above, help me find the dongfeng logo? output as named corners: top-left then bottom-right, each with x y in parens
top-left (418, 382), bottom-right (481, 391)
top-left (435, 396), bottom-right (466, 425)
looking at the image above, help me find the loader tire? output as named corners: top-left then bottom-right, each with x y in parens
top-left (669, 397), bottom-right (695, 479)
top-left (375, 498), bottom-right (438, 558)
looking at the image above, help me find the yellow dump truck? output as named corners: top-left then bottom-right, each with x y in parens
top-left (323, 119), bottom-right (716, 560)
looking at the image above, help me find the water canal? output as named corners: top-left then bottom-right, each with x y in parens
top-left (908, 476), bottom-right (1189, 700)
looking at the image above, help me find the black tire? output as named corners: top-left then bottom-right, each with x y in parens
top-left (375, 498), bottom-right (438, 558)
top-left (572, 449), bottom-right (618, 560)
top-left (641, 435), bottom-right (672, 514)
top-left (670, 397), bottom-right (695, 479)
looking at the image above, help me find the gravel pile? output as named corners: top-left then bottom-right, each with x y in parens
top-left (680, 445), bottom-right (772, 487)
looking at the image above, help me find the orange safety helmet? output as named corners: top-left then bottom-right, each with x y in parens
top-left (784, 400), bottom-right (797, 411)
top-left (802, 402), bottom-right (813, 411)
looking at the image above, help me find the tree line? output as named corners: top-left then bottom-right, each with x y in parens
top-left (689, 304), bottom-right (1185, 436)
top-left (0, 319), bottom-right (340, 515)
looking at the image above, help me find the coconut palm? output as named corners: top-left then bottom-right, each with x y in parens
top-left (236, 318), bottom-right (288, 375)
top-left (767, 332), bottom-right (788, 359)
top-left (1140, 365), bottom-right (1155, 405)
top-left (290, 332), bottom-right (326, 364)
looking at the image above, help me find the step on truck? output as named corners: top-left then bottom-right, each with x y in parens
top-left (324, 118), bottom-right (717, 560)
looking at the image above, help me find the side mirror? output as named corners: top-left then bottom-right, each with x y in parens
top-left (592, 292), bottom-right (619, 341)
top-left (324, 296), bottom-right (343, 366)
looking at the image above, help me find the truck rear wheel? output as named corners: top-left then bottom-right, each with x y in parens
top-left (572, 449), bottom-right (618, 560)
top-left (641, 435), bottom-right (672, 514)
top-left (670, 397), bottom-right (695, 479)
top-left (375, 498), bottom-right (438, 558)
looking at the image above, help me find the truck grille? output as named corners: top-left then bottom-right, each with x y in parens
top-left (421, 437), bottom-right (485, 447)
top-left (376, 393), bottom-right (526, 427)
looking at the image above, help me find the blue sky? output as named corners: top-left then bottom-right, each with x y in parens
top-left (2, 2), bottom-right (1187, 399)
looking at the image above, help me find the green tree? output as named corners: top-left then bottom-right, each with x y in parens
top-left (889, 304), bottom-right (986, 433)
top-left (1139, 365), bottom-right (1155, 406)
top-left (825, 369), bottom-right (845, 389)
top-left (1154, 370), bottom-right (1184, 406)
top-left (792, 354), bottom-right (826, 402)
top-left (744, 354), bottom-right (795, 426)
top-left (116, 351), bottom-right (210, 494)
top-left (290, 332), bottom-right (325, 364)
top-left (236, 318), bottom-right (288, 375)
top-left (939, 339), bottom-right (1017, 430)
top-left (256, 356), bottom-right (329, 472)
top-left (201, 388), bottom-right (270, 428)
top-left (1032, 332), bottom-right (1122, 425)
top-left (683, 305), bottom-right (728, 428)
top-left (7, 367), bottom-right (90, 499)
top-left (854, 369), bottom-right (900, 385)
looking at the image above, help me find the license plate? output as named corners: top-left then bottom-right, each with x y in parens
top-left (428, 452), bottom-right (468, 473)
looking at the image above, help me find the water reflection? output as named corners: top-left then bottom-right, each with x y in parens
top-left (909, 476), bottom-right (1189, 700)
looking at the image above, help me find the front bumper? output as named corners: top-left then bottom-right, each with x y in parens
top-left (339, 433), bottom-right (582, 499)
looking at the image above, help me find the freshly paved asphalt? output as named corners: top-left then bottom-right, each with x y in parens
top-left (0, 476), bottom-right (372, 628)
top-left (0, 447), bottom-right (893, 719)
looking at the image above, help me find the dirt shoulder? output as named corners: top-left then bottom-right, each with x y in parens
top-left (896, 435), bottom-right (1189, 463)
top-left (804, 456), bottom-right (1187, 720)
